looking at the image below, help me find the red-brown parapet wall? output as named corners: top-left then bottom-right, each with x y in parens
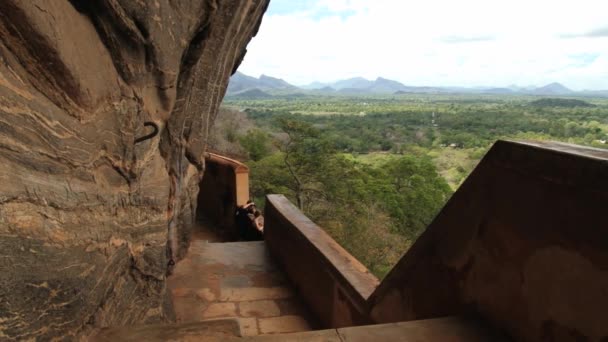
top-left (264, 194), bottom-right (380, 328)
top-left (264, 140), bottom-right (608, 341)
top-left (205, 152), bottom-right (250, 176)
top-left (369, 140), bottom-right (608, 341)
top-left (197, 153), bottom-right (250, 234)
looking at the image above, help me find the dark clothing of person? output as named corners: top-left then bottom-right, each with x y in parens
top-left (247, 213), bottom-right (263, 241)
top-left (235, 206), bottom-right (250, 240)
top-left (236, 206), bottom-right (263, 241)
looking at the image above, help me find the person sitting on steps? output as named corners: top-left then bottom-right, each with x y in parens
top-left (236, 200), bottom-right (263, 241)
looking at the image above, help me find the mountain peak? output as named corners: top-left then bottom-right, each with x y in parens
top-left (544, 82), bottom-right (569, 89)
top-left (259, 74), bottom-right (278, 80)
top-left (533, 82), bottom-right (572, 94)
top-left (228, 72), bottom-right (591, 96)
top-left (228, 72), bottom-right (296, 95)
top-left (346, 76), bottom-right (369, 81)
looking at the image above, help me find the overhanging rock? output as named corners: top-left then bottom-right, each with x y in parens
top-left (0, 0), bottom-right (268, 339)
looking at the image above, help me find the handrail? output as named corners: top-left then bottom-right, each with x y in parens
top-left (134, 121), bottom-right (159, 144)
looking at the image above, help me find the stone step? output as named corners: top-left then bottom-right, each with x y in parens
top-left (91, 316), bottom-right (508, 341)
top-left (90, 318), bottom-right (242, 342)
top-left (229, 316), bottom-right (509, 342)
top-left (167, 239), bottom-right (317, 336)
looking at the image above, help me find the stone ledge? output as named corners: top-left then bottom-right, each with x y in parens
top-left (233, 316), bottom-right (507, 341)
top-left (90, 319), bottom-right (242, 342)
top-left (264, 194), bottom-right (380, 327)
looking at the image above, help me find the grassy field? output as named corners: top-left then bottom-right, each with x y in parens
top-left (345, 147), bottom-right (483, 190)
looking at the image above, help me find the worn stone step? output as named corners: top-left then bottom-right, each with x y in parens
top-left (92, 316), bottom-right (508, 341)
top-left (230, 316), bottom-right (509, 342)
top-left (90, 318), bottom-right (242, 342)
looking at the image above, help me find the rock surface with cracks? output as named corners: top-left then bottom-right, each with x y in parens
top-left (0, 0), bottom-right (269, 339)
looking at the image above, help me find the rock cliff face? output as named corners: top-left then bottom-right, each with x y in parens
top-left (0, 0), bottom-right (268, 339)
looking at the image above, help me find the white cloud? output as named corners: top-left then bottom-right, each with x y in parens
top-left (239, 0), bottom-right (608, 90)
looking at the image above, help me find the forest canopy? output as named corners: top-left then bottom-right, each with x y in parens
top-left (214, 94), bottom-right (608, 278)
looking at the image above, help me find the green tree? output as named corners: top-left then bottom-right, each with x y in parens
top-left (377, 155), bottom-right (452, 236)
top-left (239, 129), bottom-right (271, 161)
top-left (275, 118), bottom-right (335, 210)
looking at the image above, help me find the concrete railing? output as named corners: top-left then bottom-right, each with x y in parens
top-left (264, 195), bottom-right (380, 328)
top-left (197, 152), bottom-right (249, 235)
top-left (264, 140), bottom-right (608, 341)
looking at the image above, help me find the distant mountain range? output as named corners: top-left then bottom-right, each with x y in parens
top-left (227, 72), bottom-right (297, 94)
top-left (231, 88), bottom-right (273, 99)
top-left (226, 72), bottom-right (608, 97)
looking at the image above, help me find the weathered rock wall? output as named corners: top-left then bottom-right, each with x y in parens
top-left (0, 0), bottom-right (268, 339)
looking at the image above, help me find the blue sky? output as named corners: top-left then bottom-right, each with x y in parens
top-left (266, 0), bottom-right (315, 15)
top-left (239, 0), bottom-right (608, 90)
top-left (267, 0), bottom-right (356, 20)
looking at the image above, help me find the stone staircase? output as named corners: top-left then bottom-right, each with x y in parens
top-left (91, 141), bottom-right (608, 341)
top-left (91, 232), bottom-right (508, 341)
top-left (166, 238), bottom-right (317, 337)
